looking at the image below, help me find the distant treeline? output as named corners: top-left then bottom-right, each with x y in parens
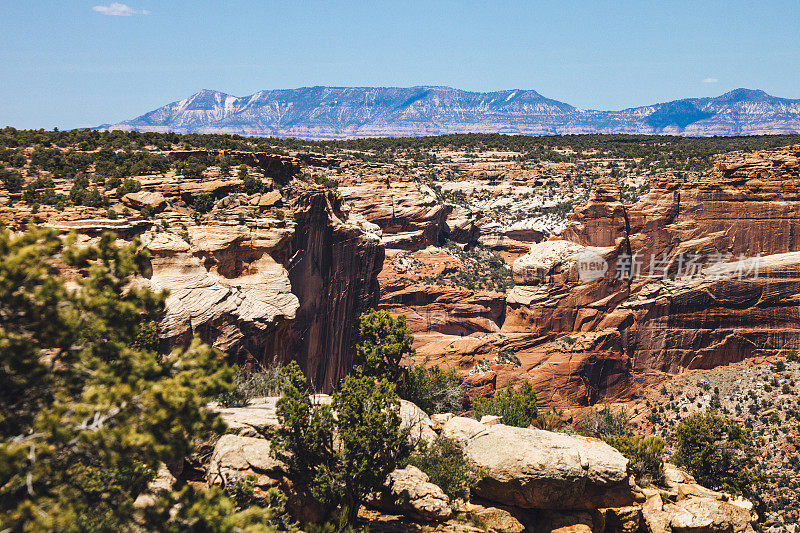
top-left (2, 127), bottom-right (799, 169)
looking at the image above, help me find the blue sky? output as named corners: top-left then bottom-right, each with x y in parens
top-left (1, 0), bottom-right (798, 129)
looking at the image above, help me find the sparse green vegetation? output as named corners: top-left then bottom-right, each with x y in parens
top-left (430, 241), bottom-right (514, 292)
top-left (473, 381), bottom-right (538, 428)
top-left (605, 434), bottom-right (666, 486)
top-left (581, 405), bottom-right (666, 485)
top-left (399, 362), bottom-right (466, 415)
top-left (271, 361), bottom-right (411, 527)
top-left (177, 156), bottom-right (210, 179)
top-left (673, 410), bottom-right (764, 498)
top-left (531, 408), bottom-right (566, 431)
top-left (116, 177), bottom-right (142, 196)
top-left (22, 176), bottom-right (60, 205)
top-left (402, 436), bottom-right (480, 502)
top-left (0, 167), bottom-right (24, 192)
top-left (242, 168), bottom-right (266, 195)
top-left (193, 193), bottom-right (215, 213)
top-left (216, 363), bottom-right (288, 408)
top-left (0, 227), bottom-right (272, 530)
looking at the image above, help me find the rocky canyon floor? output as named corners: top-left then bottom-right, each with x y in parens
top-left (2, 130), bottom-right (800, 529)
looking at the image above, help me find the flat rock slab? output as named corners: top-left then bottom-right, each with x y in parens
top-left (442, 417), bottom-right (634, 510)
top-left (668, 497), bottom-right (753, 533)
top-left (211, 396), bottom-right (432, 443)
top-left (122, 191), bottom-right (167, 211)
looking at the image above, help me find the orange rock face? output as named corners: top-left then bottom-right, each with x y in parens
top-left (493, 146), bottom-right (800, 405)
top-left (281, 186), bottom-right (385, 392)
top-left (381, 284), bottom-right (505, 335)
top-left (377, 246), bottom-right (509, 338)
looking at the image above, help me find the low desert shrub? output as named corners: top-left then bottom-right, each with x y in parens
top-left (402, 436), bottom-right (480, 502)
top-left (216, 363), bottom-right (287, 407)
top-left (398, 363), bottom-right (465, 415)
top-left (581, 405), bottom-right (666, 485)
top-left (604, 434), bottom-right (666, 486)
top-left (473, 381), bottom-right (538, 428)
top-left (193, 193), bottom-right (214, 213)
top-left (0, 167), bottom-right (24, 192)
top-left (673, 410), bottom-right (764, 497)
top-left (242, 173), bottom-right (265, 195)
top-left (531, 408), bottom-right (566, 431)
top-left (117, 177), bottom-right (142, 195)
top-left (222, 477), bottom-right (297, 530)
top-left (579, 404), bottom-right (630, 437)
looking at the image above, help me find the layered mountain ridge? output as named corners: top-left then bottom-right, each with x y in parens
top-left (105, 86), bottom-right (800, 138)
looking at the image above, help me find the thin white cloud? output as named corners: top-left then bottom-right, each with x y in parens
top-left (702, 78), bottom-right (719, 84)
top-left (92, 3), bottom-right (150, 16)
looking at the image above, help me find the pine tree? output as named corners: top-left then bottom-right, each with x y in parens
top-left (355, 310), bottom-right (414, 382)
top-left (0, 226), bottom-right (277, 531)
top-left (673, 410), bottom-right (764, 499)
top-left (271, 362), bottom-right (411, 527)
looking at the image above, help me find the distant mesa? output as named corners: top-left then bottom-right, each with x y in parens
top-left (102, 86), bottom-right (800, 139)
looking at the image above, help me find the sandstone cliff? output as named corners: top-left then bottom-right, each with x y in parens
top-left (144, 224), bottom-right (298, 360)
top-left (496, 146), bottom-right (800, 404)
top-left (282, 185), bottom-right (385, 391)
top-left (338, 181), bottom-right (449, 250)
top-left (10, 134), bottom-right (800, 409)
top-left (39, 175), bottom-right (383, 393)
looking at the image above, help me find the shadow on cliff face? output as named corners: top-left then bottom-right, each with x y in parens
top-left (142, 184), bottom-right (384, 394)
top-left (281, 185), bottom-right (384, 392)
